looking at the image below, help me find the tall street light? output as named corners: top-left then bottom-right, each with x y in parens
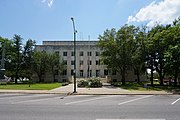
top-left (71, 17), bottom-right (77, 93)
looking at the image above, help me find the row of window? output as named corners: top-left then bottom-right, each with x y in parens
top-left (61, 51), bottom-right (100, 56)
top-left (64, 60), bottom-right (101, 65)
top-left (61, 69), bottom-right (117, 76)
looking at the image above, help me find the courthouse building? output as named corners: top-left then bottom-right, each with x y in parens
top-left (35, 41), bottom-right (146, 83)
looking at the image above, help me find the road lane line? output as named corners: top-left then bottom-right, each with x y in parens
top-left (171, 97), bottom-right (180, 105)
top-left (118, 95), bottom-right (153, 105)
top-left (65, 95), bottom-right (116, 105)
top-left (96, 119), bottom-right (166, 120)
top-left (11, 96), bottom-right (59, 104)
top-left (0, 94), bottom-right (42, 99)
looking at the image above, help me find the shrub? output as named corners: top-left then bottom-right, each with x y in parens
top-left (77, 77), bottom-right (102, 88)
top-left (77, 79), bottom-right (88, 87)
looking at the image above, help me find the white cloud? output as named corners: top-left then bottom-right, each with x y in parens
top-left (42, 0), bottom-right (54, 8)
top-left (128, 0), bottom-right (180, 27)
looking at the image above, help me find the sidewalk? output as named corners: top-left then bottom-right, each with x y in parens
top-left (0, 84), bottom-right (174, 95)
top-left (49, 84), bottom-right (172, 95)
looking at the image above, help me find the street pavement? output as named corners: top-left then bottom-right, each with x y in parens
top-left (0, 93), bottom-right (179, 120)
top-left (0, 84), bottom-right (173, 95)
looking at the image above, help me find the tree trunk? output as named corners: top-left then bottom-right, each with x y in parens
top-left (150, 68), bottom-right (154, 87)
top-left (174, 70), bottom-right (178, 86)
top-left (136, 70), bottom-right (140, 84)
top-left (15, 71), bottom-right (18, 84)
top-left (53, 74), bottom-right (56, 82)
top-left (38, 74), bottom-right (43, 83)
top-left (159, 72), bottom-right (164, 86)
top-left (121, 67), bottom-right (126, 86)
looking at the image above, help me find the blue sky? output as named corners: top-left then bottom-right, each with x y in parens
top-left (0, 0), bottom-right (179, 44)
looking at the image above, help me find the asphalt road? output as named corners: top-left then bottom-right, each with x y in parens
top-left (0, 93), bottom-right (179, 120)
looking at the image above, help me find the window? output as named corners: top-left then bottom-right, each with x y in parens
top-left (87, 51), bottom-right (91, 56)
top-left (71, 69), bottom-right (74, 75)
top-left (80, 70), bottom-right (83, 77)
top-left (89, 70), bottom-right (92, 77)
top-left (96, 60), bottom-right (100, 65)
top-left (55, 51), bottom-right (59, 55)
top-left (96, 51), bottom-right (100, 56)
top-left (112, 79), bottom-right (117, 82)
top-left (87, 70), bottom-right (92, 77)
top-left (71, 60), bottom-right (75, 65)
top-left (80, 60), bottom-right (83, 65)
top-left (64, 60), bottom-right (67, 65)
top-left (87, 60), bottom-right (92, 65)
top-left (71, 51), bottom-right (75, 56)
top-left (63, 52), bottom-right (67, 56)
top-left (112, 70), bottom-right (116, 75)
top-left (79, 51), bottom-right (83, 56)
top-left (104, 70), bottom-right (108, 75)
top-left (62, 79), bottom-right (67, 82)
top-left (96, 70), bottom-right (100, 77)
top-left (62, 70), bottom-right (67, 75)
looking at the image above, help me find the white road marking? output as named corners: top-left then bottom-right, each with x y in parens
top-left (11, 96), bottom-right (59, 104)
top-left (96, 119), bottom-right (166, 120)
top-left (171, 97), bottom-right (180, 105)
top-left (118, 95), bottom-right (153, 105)
top-left (65, 95), bottom-right (117, 105)
top-left (0, 94), bottom-right (42, 99)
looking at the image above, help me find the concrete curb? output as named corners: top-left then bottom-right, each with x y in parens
top-left (0, 90), bottom-right (177, 95)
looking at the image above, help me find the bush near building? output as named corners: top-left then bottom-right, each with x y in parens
top-left (78, 77), bottom-right (102, 88)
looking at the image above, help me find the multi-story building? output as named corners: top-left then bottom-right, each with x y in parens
top-left (35, 40), bottom-right (146, 83)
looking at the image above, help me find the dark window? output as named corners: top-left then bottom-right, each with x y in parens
top-left (96, 52), bottom-right (100, 56)
top-left (104, 70), bottom-right (108, 75)
top-left (79, 51), bottom-right (83, 56)
top-left (71, 60), bottom-right (75, 65)
top-left (96, 60), bottom-right (100, 65)
top-left (96, 70), bottom-right (100, 77)
top-left (80, 60), bottom-right (83, 65)
top-left (87, 70), bottom-right (92, 77)
top-left (87, 52), bottom-right (92, 56)
top-left (64, 60), bottom-right (67, 65)
top-left (89, 70), bottom-right (92, 77)
top-left (55, 51), bottom-right (59, 55)
top-left (62, 79), bottom-right (67, 82)
top-left (71, 70), bottom-right (74, 75)
top-left (71, 51), bottom-right (75, 56)
top-left (87, 60), bottom-right (92, 65)
top-left (113, 79), bottom-right (117, 82)
top-left (63, 52), bottom-right (67, 56)
top-left (112, 70), bottom-right (116, 75)
top-left (62, 70), bottom-right (67, 75)
top-left (80, 70), bottom-right (83, 77)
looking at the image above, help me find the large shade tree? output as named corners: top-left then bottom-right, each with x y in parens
top-left (98, 25), bottom-right (144, 85)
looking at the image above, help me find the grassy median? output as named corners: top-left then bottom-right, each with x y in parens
top-left (0, 83), bottom-right (62, 90)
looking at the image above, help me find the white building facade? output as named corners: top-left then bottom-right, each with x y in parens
top-left (35, 41), bottom-right (146, 83)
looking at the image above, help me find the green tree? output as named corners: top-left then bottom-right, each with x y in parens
top-left (164, 19), bottom-right (180, 86)
top-left (11, 35), bottom-right (23, 83)
top-left (131, 27), bottom-right (147, 83)
top-left (32, 51), bottom-right (47, 82)
top-left (47, 53), bottom-right (65, 82)
top-left (98, 25), bottom-right (138, 85)
top-left (22, 39), bottom-right (36, 80)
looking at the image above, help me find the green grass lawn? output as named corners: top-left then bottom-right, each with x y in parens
top-left (0, 83), bottom-right (62, 90)
top-left (113, 82), bottom-right (180, 92)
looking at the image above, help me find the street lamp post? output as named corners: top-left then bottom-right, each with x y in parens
top-left (71, 17), bottom-right (77, 93)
